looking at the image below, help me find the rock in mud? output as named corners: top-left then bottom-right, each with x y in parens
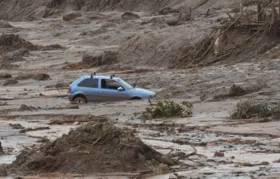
top-left (9, 121), bottom-right (169, 175)
top-left (0, 164), bottom-right (7, 177)
top-left (121, 12), bottom-right (140, 20)
top-left (0, 20), bottom-right (13, 28)
top-left (62, 11), bottom-right (82, 21)
top-left (0, 73), bottom-right (12, 79)
top-left (19, 104), bottom-right (36, 111)
top-left (3, 79), bottom-right (18, 86)
top-left (214, 151), bottom-right (225, 157)
top-left (32, 73), bottom-right (50, 81)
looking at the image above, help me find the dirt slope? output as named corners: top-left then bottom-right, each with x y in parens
top-left (0, 0), bottom-right (251, 21)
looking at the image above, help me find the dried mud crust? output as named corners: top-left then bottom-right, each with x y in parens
top-left (9, 121), bottom-right (168, 175)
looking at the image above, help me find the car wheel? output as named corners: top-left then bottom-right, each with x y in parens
top-left (73, 96), bottom-right (87, 104)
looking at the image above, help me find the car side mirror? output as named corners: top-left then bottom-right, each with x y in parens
top-left (117, 87), bottom-right (124, 91)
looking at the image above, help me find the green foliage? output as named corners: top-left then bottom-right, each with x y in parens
top-left (230, 100), bottom-right (280, 119)
top-left (140, 100), bottom-right (193, 119)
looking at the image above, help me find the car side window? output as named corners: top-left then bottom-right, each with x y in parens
top-left (101, 79), bottom-right (122, 90)
top-left (77, 79), bottom-right (98, 88)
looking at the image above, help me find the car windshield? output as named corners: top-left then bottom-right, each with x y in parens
top-left (119, 79), bottom-right (133, 90)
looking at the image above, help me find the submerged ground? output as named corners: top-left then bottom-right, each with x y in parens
top-left (1, 0), bottom-right (280, 178)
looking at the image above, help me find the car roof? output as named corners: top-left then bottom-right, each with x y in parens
top-left (80, 75), bottom-right (121, 80)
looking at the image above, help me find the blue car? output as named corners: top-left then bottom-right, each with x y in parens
top-left (68, 74), bottom-right (156, 104)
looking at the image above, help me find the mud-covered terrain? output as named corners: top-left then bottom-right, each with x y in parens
top-left (2, 0), bottom-right (280, 178)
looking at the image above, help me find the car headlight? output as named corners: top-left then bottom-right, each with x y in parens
top-left (149, 94), bottom-right (156, 99)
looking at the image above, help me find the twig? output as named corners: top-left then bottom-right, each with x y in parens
top-left (91, 137), bottom-right (102, 146)
top-left (185, 145), bottom-right (197, 158)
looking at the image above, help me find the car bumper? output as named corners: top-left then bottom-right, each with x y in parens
top-left (68, 94), bottom-right (75, 102)
top-left (148, 94), bottom-right (156, 100)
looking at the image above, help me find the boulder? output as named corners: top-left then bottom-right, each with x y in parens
top-left (121, 12), bottom-right (140, 20)
top-left (62, 11), bottom-right (82, 21)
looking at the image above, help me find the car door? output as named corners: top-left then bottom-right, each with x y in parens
top-left (99, 79), bottom-right (130, 101)
top-left (77, 78), bottom-right (102, 102)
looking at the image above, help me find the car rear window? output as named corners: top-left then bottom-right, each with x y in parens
top-left (77, 79), bottom-right (98, 88)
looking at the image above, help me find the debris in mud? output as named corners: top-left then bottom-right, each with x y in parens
top-left (158, 7), bottom-right (180, 15)
top-left (0, 34), bottom-right (37, 55)
top-left (0, 102), bottom-right (8, 106)
top-left (234, 161), bottom-right (269, 167)
top-left (62, 11), bottom-right (82, 21)
top-left (32, 73), bottom-right (51, 81)
top-left (0, 164), bottom-right (7, 177)
top-left (3, 79), bottom-right (18, 86)
top-left (37, 137), bottom-right (50, 143)
top-left (19, 126), bottom-right (50, 133)
top-left (10, 121), bottom-right (176, 175)
top-left (121, 12), bottom-right (140, 20)
top-left (48, 115), bottom-right (105, 125)
top-left (0, 34), bottom-right (64, 56)
top-left (0, 142), bottom-right (4, 155)
top-left (9, 123), bottom-right (24, 130)
top-left (0, 73), bottom-right (12, 79)
top-left (19, 104), bottom-right (37, 111)
top-left (40, 44), bottom-right (64, 51)
top-left (0, 20), bottom-right (12, 28)
top-left (63, 50), bottom-right (118, 70)
top-left (213, 82), bottom-right (266, 100)
top-left (45, 82), bottom-right (69, 89)
top-left (52, 104), bottom-right (79, 110)
top-left (15, 73), bottom-right (50, 81)
top-left (5, 48), bottom-right (29, 61)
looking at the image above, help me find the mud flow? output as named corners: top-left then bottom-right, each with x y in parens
top-left (2, 0), bottom-right (280, 178)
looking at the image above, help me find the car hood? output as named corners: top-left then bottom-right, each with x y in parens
top-left (133, 88), bottom-right (155, 95)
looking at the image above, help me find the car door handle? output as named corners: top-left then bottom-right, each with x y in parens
top-left (99, 91), bottom-right (104, 93)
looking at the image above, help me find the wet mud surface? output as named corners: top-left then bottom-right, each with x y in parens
top-left (1, 0), bottom-right (280, 178)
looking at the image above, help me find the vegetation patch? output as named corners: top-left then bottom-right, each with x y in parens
top-left (231, 100), bottom-right (280, 119)
top-left (140, 100), bottom-right (193, 119)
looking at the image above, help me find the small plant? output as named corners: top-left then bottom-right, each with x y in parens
top-left (231, 100), bottom-right (275, 119)
top-left (140, 100), bottom-right (193, 119)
